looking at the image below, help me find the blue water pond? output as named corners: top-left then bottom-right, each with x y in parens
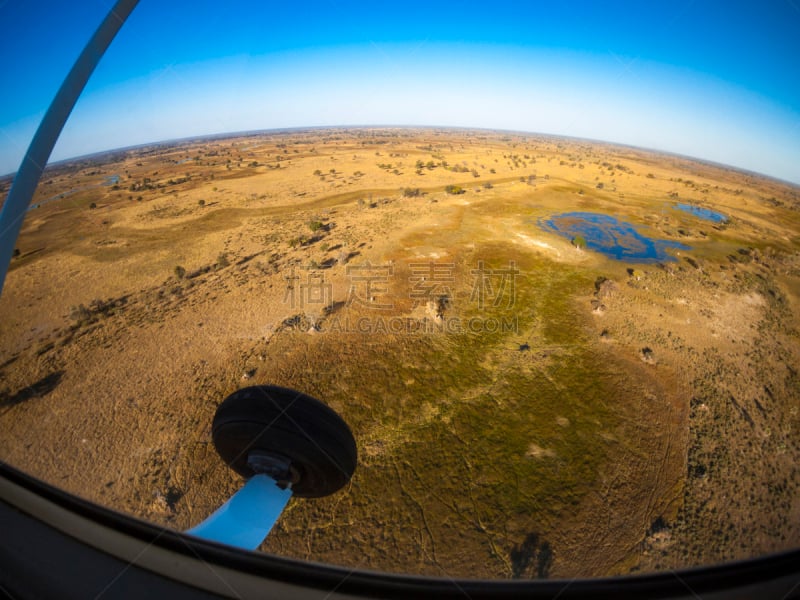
top-left (674, 203), bottom-right (727, 223)
top-left (539, 212), bottom-right (690, 263)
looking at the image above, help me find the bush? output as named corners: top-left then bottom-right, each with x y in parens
top-left (69, 304), bottom-right (92, 325)
top-left (89, 202), bottom-right (97, 209)
top-left (288, 236), bottom-right (308, 248)
top-left (174, 265), bottom-right (186, 279)
top-left (402, 187), bottom-right (421, 197)
top-left (197, 199), bottom-right (205, 206)
top-left (216, 252), bottom-right (229, 268)
top-left (308, 220), bottom-right (324, 233)
top-left (445, 185), bottom-right (464, 195)
top-left (571, 235), bottom-right (587, 249)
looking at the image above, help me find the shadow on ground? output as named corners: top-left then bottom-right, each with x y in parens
top-left (0, 371), bottom-right (65, 409)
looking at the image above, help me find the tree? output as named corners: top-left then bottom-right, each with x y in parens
top-left (69, 304), bottom-right (92, 325)
top-left (571, 235), bottom-right (587, 249)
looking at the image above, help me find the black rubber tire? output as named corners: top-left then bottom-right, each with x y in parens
top-left (211, 385), bottom-right (357, 498)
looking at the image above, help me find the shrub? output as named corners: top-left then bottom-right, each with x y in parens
top-left (308, 220), bottom-right (324, 232)
top-left (572, 235), bottom-right (587, 249)
top-left (89, 202), bottom-right (97, 209)
top-left (69, 304), bottom-right (92, 325)
top-left (445, 185), bottom-right (464, 195)
top-left (402, 187), bottom-right (421, 198)
top-left (174, 265), bottom-right (186, 279)
top-left (216, 252), bottom-right (229, 268)
top-left (197, 199), bottom-right (205, 206)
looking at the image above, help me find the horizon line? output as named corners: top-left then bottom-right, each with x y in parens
top-left (2, 124), bottom-right (798, 190)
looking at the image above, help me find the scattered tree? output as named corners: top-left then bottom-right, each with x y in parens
top-left (69, 304), bottom-right (92, 325)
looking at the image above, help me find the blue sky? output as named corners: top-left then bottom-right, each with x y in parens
top-left (1, 1), bottom-right (799, 183)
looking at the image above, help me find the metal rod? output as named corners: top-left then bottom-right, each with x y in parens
top-left (185, 474), bottom-right (293, 550)
top-left (0, 0), bottom-right (140, 295)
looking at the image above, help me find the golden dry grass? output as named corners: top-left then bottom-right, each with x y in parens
top-left (0, 127), bottom-right (798, 578)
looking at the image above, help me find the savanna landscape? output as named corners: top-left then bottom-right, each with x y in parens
top-left (0, 127), bottom-right (798, 579)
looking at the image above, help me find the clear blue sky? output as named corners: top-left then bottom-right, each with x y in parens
top-left (1, 0), bottom-right (799, 183)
